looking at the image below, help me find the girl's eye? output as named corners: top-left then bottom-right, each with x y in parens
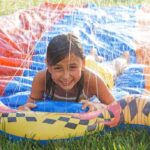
top-left (69, 65), bottom-right (78, 69)
top-left (53, 67), bottom-right (63, 71)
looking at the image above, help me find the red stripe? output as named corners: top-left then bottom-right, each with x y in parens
top-left (0, 2), bottom-right (75, 95)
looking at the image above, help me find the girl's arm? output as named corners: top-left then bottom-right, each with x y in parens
top-left (18, 70), bottom-right (46, 110)
top-left (81, 68), bottom-right (115, 112)
top-left (28, 70), bottom-right (46, 103)
top-left (84, 68), bottom-right (115, 104)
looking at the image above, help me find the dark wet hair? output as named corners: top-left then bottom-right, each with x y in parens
top-left (46, 33), bottom-right (85, 102)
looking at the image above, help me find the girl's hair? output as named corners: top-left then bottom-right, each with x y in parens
top-left (46, 33), bottom-right (85, 102)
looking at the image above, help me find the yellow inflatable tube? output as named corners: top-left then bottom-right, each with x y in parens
top-left (0, 95), bottom-right (149, 141)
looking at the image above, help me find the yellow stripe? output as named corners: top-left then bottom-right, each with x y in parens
top-left (85, 59), bottom-right (114, 89)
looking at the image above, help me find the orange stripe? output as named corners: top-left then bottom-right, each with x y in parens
top-left (0, 57), bottom-right (31, 68)
top-left (143, 67), bottom-right (150, 90)
top-left (135, 48), bottom-right (143, 64)
top-left (0, 47), bottom-right (30, 59)
top-left (43, 2), bottom-right (72, 9)
top-left (135, 48), bottom-right (150, 65)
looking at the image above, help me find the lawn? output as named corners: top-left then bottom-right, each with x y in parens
top-left (0, 0), bottom-right (149, 15)
top-left (0, 0), bottom-right (150, 149)
top-left (0, 127), bottom-right (150, 150)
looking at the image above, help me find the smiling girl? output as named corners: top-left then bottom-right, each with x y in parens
top-left (18, 33), bottom-right (128, 112)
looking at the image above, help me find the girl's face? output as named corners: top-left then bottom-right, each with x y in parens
top-left (48, 53), bottom-right (85, 92)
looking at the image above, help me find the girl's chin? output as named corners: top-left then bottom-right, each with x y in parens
top-left (59, 84), bottom-right (74, 91)
top-left (61, 86), bottom-right (73, 91)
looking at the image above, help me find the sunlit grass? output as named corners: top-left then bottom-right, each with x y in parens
top-left (0, 127), bottom-right (150, 149)
top-left (0, 0), bottom-right (149, 15)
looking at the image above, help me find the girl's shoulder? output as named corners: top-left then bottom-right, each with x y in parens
top-left (33, 70), bottom-right (47, 85)
top-left (36, 70), bottom-right (47, 77)
top-left (83, 67), bottom-right (105, 95)
top-left (84, 67), bottom-right (100, 80)
top-left (83, 68), bottom-right (98, 95)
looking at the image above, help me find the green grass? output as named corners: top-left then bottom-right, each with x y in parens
top-left (0, 127), bottom-right (150, 150)
top-left (0, 0), bottom-right (149, 15)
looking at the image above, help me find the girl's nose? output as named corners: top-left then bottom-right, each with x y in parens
top-left (63, 70), bottom-right (70, 79)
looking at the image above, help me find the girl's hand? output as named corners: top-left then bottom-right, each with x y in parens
top-left (18, 103), bottom-right (37, 111)
top-left (80, 100), bottom-right (97, 112)
top-left (81, 100), bottom-right (107, 112)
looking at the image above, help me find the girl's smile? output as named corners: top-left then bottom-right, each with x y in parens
top-left (48, 53), bottom-right (85, 92)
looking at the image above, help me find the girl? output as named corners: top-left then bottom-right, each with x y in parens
top-left (18, 33), bottom-right (128, 111)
